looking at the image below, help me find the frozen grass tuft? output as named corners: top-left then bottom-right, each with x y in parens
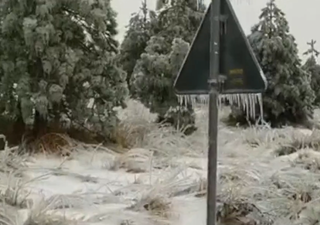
top-left (0, 206), bottom-right (21, 225)
top-left (113, 99), bottom-right (158, 149)
top-left (291, 149), bottom-right (320, 171)
top-left (130, 194), bottom-right (172, 218)
top-left (275, 129), bottom-right (320, 156)
top-left (129, 185), bottom-right (172, 219)
top-left (113, 148), bottom-right (152, 173)
top-left (24, 214), bottom-right (75, 225)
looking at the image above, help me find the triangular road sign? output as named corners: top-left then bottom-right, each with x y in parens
top-left (173, 0), bottom-right (267, 95)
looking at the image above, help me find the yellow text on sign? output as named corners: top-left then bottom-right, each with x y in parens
top-left (229, 68), bottom-right (243, 75)
top-left (230, 78), bottom-right (244, 86)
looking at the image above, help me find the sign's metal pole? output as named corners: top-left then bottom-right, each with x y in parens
top-left (206, 0), bottom-right (220, 224)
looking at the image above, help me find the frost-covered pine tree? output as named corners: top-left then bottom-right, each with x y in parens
top-left (119, 1), bottom-right (157, 93)
top-left (0, 0), bottom-right (128, 143)
top-left (130, 0), bottom-right (206, 134)
top-left (155, 0), bottom-right (206, 44)
top-left (244, 0), bottom-right (315, 126)
top-left (302, 40), bottom-right (320, 106)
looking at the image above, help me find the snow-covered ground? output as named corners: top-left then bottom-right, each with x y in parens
top-left (1, 100), bottom-right (320, 225)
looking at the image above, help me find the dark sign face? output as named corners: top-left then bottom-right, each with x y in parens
top-left (173, 0), bottom-right (267, 95)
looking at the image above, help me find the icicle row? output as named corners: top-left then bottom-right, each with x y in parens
top-left (177, 93), bottom-right (264, 120)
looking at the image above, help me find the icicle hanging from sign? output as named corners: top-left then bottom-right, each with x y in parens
top-left (177, 93), bottom-right (264, 120)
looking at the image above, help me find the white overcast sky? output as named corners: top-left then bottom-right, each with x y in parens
top-left (111, 0), bottom-right (319, 61)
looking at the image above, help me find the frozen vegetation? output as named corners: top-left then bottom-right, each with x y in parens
top-left (0, 100), bottom-right (320, 225)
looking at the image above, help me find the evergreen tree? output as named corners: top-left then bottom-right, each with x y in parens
top-left (131, 37), bottom-right (196, 134)
top-left (155, 0), bottom-right (169, 11)
top-left (245, 0), bottom-right (315, 126)
top-left (302, 40), bottom-right (320, 106)
top-left (0, 0), bottom-right (128, 143)
top-left (156, 0), bottom-right (206, 44)
top-left (130, 0), bottom-right (205, 134)
top-left (119, 1), bottom-right (157, 93)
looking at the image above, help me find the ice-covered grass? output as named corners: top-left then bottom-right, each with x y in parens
top-left (1, 100), bottom-right (320, 225)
